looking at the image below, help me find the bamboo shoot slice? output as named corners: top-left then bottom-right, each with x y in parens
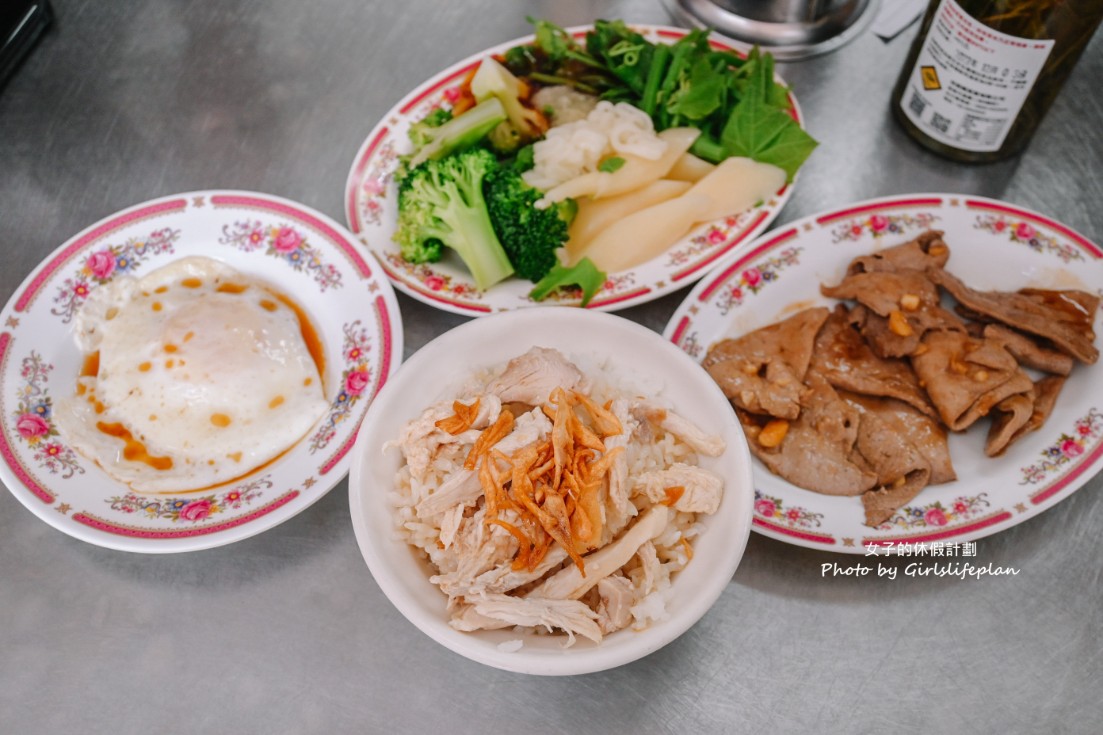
top-left (581, 157), bottom-right (786, 273)
top-left (566, 179), bottom-right (692, 261)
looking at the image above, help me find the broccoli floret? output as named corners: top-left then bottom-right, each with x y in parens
top-left (484, 168), bottom-right (573, 282)
top-left (395, 148), bottom-right (514, 291)
top-left (408, 107), bottom-right (453, 148)
top-left (408, 97), bottom-right (508, 168)
top-left (511, 144), bottom-right (536, 173)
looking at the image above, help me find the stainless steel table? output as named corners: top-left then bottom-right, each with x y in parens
top-left (2, 2), bottom-right (1100, 732)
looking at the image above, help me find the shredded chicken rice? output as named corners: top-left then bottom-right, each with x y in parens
top-left (385, 347), bottom-right (726, 646)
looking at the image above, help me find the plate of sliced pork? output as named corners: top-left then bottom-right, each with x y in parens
top-left (665, 194), bottom-right (1102, 552)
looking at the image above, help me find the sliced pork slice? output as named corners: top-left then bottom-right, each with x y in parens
top-left (812, 305), bottom-right (937, 417)
top-left (928, 268), bottom-right (1099, 364)
top-left (703, 307), bottom-right (829, 420)
top-left (846, 230), bottom-right (950, 275)
top-left (822, 269), bottom-right (941, 316)
top-left (848, 304), bottom-right (922, 358)
top-left (822, 268), bottom-right (964, 357)
top-left (1025, 375), bottom-right (1067, 434)
top-left (910, 330), bottom-right (1034, 431)
top-left (847, 407), bottom-right (931, 527)
top-left (842, 392), bottom-right (955, 485)
top-left (982, 323), bottom-right (1075, 376)
top-left (985, 391), bottom-right (1036, 457)
top-left (740, 372), bottom-right (877, 496)
top-left (986, 375), bottom-right (1067, 456)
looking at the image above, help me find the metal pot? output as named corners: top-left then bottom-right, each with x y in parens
top-left (665, 0), bottom-right (880, 59)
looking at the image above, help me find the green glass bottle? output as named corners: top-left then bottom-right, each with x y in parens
top-left (892, 0), bottom-right (1103, 162)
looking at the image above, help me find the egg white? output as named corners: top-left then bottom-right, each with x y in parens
top-left (56, 256), bottom-right (329, 492)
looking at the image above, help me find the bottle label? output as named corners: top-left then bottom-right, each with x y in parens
top-left (899, 0), bottom-right (1054, 153)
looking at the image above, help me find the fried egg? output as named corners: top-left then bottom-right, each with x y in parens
top-left (56, 256), bottom-right (329, 492)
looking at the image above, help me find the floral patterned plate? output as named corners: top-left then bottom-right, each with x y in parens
top-left (664, 194), bottom-right (1103, 553)
top-left (0, 191), bottom-right (403, 553)
top-left (344, 25), bottom-right (803, 315)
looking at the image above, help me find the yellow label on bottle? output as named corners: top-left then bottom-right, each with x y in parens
top-left (899, 0), bottom-right (1054, 153)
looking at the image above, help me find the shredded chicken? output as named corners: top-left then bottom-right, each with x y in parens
top-left (633, 463), bottom-right (723, 514)
top-left (632, 400), bottom-right (726, 456)
top-left (390, 348), bottom-right (725, 645)
top-left (450, 593), bottom-right (603, 646)
top-left (486, 347), bottom-right (587, 405)
top-left (530, 506), bottom-right (671, 600)
top-left (596, 576), bottom-right (636, 634)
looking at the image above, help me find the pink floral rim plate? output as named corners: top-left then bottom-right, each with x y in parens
top-left (344, 24), bottom-right (803, 316)
top-left (0, 191), bottom-right (403, 553)
top-left (663, 194), bottom-right (1103, 553)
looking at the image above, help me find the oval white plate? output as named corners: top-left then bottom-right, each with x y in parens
top-left (664, 194), bottom-right (1103, 553)
top-left (0, 191), bottom-right (403, 553)
top-left (349, 308), bottom-right (753, 675)
top-left (345, 24), bottom-right (803, 315)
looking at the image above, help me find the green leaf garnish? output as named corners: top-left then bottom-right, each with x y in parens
top-left (598, 157), bottom-right (626, 173)
top-left (720, 93), bottom-right (818, 182)
top-left (529, 258), bottom-right (607, 307)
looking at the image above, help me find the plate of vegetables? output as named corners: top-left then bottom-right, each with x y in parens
top-left (345, 19), bottom-right (816, 314)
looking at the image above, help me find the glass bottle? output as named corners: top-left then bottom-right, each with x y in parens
top-left (891, 0), bottom-right (1103, 162)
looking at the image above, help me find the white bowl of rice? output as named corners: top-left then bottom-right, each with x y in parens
top-left (349, 308), bottom-right (753, 675)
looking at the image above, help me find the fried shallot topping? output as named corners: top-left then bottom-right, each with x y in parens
top-left (434, 398), bottom-right (481, 435)
top-left (472, 388), bottom-right (624, 576)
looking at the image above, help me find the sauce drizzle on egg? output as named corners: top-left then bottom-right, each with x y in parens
top-left (94, 422), bottom-right (174, 470)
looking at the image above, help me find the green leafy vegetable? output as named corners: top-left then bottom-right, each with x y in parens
top-left (716, 94), bottom-right (818, 181)
top-left (529, 258), bottom-right (607, 307)
top-left (598, 157), bottom-right (626, 173)
top-left (531, 17), bottom-right (573, 63)
top-left (518, 19), bottom-right (817, 180)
